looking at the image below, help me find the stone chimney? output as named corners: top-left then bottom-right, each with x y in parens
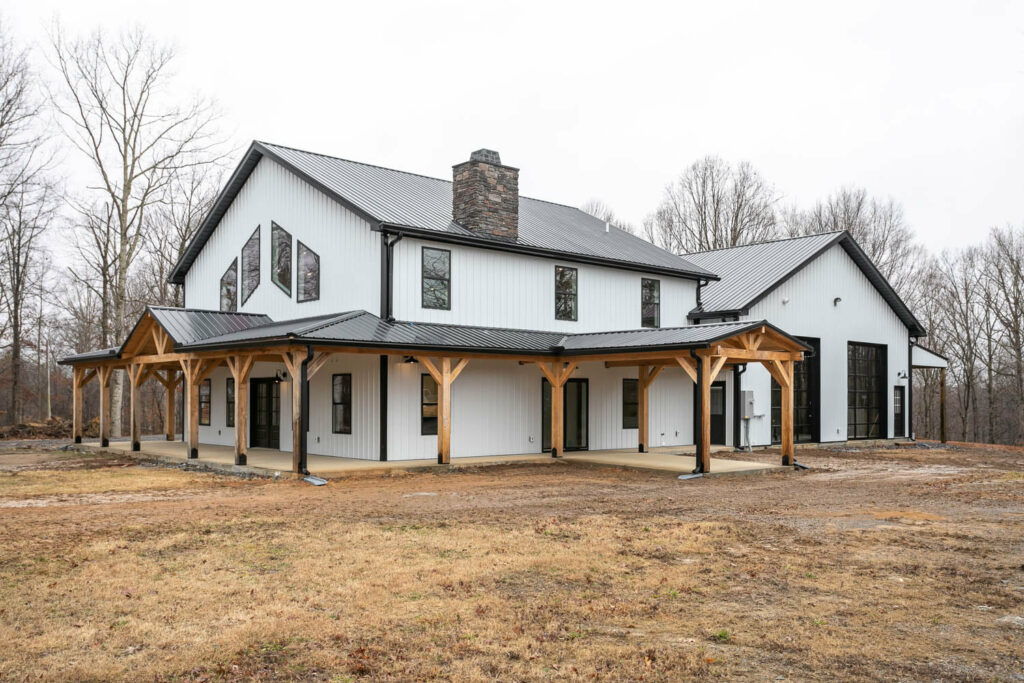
top-left (452, 149), bottom-right (519, 240)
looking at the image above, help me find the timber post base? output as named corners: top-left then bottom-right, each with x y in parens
top-left (236, 453), bottom-right (247, 466)
top-left (74, 436), bottom-right (81, 444)
top-left (132, 441), bottom-right (140, 452)
top-left (101, 438), bottom-right (109, 447)
top-left (189, 448), bottom-right (198, 459)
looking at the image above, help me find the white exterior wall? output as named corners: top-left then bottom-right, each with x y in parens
top-left (391, 237), bottom-right (698, 332)
top-left (741, 244), bottom-right (910, 445)
top-left (184, 157), bottom-right (381, 319)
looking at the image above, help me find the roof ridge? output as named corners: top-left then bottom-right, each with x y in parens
top-left (392, 317), bottom-right (566, 337)
top-left (563, 319), bottom-right (759, 339)
top-left (147, 305), bottom-right (272, 318)
top-left (292, 310), bottom-right (368, 336)
top-left (682, 230), bottom-right (846, 257)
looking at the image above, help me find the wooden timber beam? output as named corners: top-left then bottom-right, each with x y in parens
top-left (151, 325), bottom-right (171, 355)
top-left (532, 361), bottom-right (577, 457)
top-left (160, 370), bottom-right (179, 441)
top-left (97, 365), bottom-right (113, 448)
top-left (72, 367), bottom-right (86, 444)
top-left (674, 355), bottom-right (698, 384)
top-left (306, 351), bottom-right (332, 380)
top-left (225, 354), bottom-right (257, 466)
top-left (127, 364), bottom-right (145, 452)
top-left (414, 357), bottom-right (469, 465)
top-left (637, 364), bottom-right (663, 453)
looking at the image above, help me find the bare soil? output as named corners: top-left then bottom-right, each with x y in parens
top-left (0, 444), bottom-right (1021, 681)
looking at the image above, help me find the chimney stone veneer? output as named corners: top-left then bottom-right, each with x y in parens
top-left (452, 149), bottom-right (519, 240)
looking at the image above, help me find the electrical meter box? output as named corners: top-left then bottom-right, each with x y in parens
top-left (741, 390), bottom-right (755, 419)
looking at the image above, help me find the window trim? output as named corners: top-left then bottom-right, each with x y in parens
top-left (198, 378), bottom-right (212, 426)
top-left (331, 373), bottom-right (352, 435)
top-left (220, 258), bottom-right (238, 312)
top-left (296, 239), bottom-right (320, 303)
top-left (641, 277), bottom-right (660, 328)
top-left (270, 221), bottom-right (292, 297)
top-left (622, 378), bottom-right (639, 429)
top-left (554, 265), bottom-right (578, 322)
top-left (420, 373), bottom-right (438, 436)
top-left (847, 341), bottom-right (888, 440)
top-left (225, 377), bottom-right (235, 428)
top-left (241, 225), bottom-right (260, 305)
top-left (421, 246), bottom-right (452, 311)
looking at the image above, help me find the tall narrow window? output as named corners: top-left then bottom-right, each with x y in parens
top-left (555, 265), bottom-right (577, 321)
top-left (421, 374), bottom-right (438, 435)
top-left (241, 226), bottom-right (260, 304)
top-left (271, 222), bottom-right (292, 296)
top-left (297, 240), bottom-right (320, 302)
top-left (332, 374), bottom-right (352, 434)
top-left (422, 247), bottom-right (451, 310)
top-left (622, 378), bottom-right (639, 429)
top-left (220, 259), bottom-right (237, 312)
top-left (198, 379), bottom-right (212, 426)
top-left (641, 278), bottom-right (660, 328)
top-left (225, 378), bottom-right (235, 428)
top-left (847, 342), bottom-right (887, 439)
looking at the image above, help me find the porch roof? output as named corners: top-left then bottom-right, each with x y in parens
top-left (60, 307), bottom-right (811, 364)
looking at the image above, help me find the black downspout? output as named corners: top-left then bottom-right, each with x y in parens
top-left (733, 363), bottom-right (746, 450)
top-left (379, 230), bottom-right (403, 321)
top-left (379, 355), bottom-right (388, 461)
top-left (299, 345), bottom-right (314, 475)
top-left (693, 352), bottom-right (705, 474)
top-left (908, 338), bottom-right (915, 440)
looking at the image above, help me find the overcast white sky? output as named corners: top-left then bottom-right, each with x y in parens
top-left (5, 0), bottom-right (1023, 253)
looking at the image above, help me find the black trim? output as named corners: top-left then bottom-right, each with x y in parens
top-left (198, 378), bottom-right (211, 426)
top-left (270, 221), bottom-right (292, 297)
top-left (847, 341), bottom-right (888, 440)
top-left (421, 374), bottom-right (438, 436)
top-left (296, 240), bottom-right (320, 303)
top-left (331, 373), bottom-right (352, 434)
top-left (622, 378), bottom-right (639, 430)
top-left (693, 354), bottom-right (705, 474)
top-left (733, 364), bottom-right (745, 449)
top-left (226, 377), bottom-right (235, 428)
top-left (421, 246), bottom-right (452, 311)
top-left (907, 340), bottom-right (915, 439)
top-left (555, 265), bottom-right (578, 322)
top-left (241, 226), bottom-right (260, 306)
top-left (379, 355), bottom-right (388, 461)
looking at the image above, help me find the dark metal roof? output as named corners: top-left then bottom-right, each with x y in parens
top-left (682, 231), bottom-right (926, 336)
top-left (147, 306), bottom-right (273, 346)
top-left (169, 141), bottom-right (717, 284)
top-left (558, 320), bottom-right (809, 353)
top-left (58, 347), bottom-right (120, 364)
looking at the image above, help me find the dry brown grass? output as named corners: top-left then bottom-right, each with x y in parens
top-left (0, 446), bottom-right (1022, 681)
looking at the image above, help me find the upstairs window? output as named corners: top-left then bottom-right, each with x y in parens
top-left (226, 378), bottom-right (235, 428)
top-left (241, 226), bottom-right (260, 304)
top-left (622, 378), bottom-right (639, 429)
top-left (422, 247), bottom-right (451, 310)
top-left (220, 259), bottom-right (237, 312)
top-left (555, 266), bottom-right (577, 321)
top-left (332, 374), bottom-right (352, 434)
top-left (271, 222), bottom-right (292, 296)
top-left (297, 240), bottom-right (320, 302)
top-left (198, 379), bottom-right (211, 426)
top-left (641, 278), bottom-right (660, 328)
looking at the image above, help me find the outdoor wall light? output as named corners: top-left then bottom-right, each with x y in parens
top-left (833, 297), bottom-right (842, 306)
top-left (402, 356), bottom-right (417, 364)
top-left (782, 297), bottom-right (790, 305)
top-left (274, 370), bottom-right (288, 383)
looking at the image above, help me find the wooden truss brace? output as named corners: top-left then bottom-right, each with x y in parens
top-left (533, 360), bottom-right (578, 457)
top-left (417, 357), bottom-right (470, 464)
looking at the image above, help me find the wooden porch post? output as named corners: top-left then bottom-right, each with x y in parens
top-left (534, 361), bottom-right (577, 458)
top-left (98, 366), bottom-right (113, 448)
top-left (637, 365), bottom-right (663, 453)
top-left (282, 351), bottom-right (305, 474)
top-left (180, 358), bottom-right (212, 460)
top-left (419, 357), bottom-right (469, 464)
top-left (165, 371), bottom-right (178, 441)
top-left (698, 355), bottom-right (711, 473)
top-left (780, 360), bottom-right (795, 466)
top-left (72, 367), bottom-right (87, 444)
top-left (939, 366), bottom-right (947, 444)
top-left (127, 363), bottom-right (143, 451)
top-left (226, 354), bottom-right (257, 467)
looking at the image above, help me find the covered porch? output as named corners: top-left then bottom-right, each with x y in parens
top-left (61, 307), bottom-right (810, 476)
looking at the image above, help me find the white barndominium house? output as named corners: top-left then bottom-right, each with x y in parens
top-left (60, 143), bottom-right (949, 474)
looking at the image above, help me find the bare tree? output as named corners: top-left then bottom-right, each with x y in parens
top-left (49, 24), bottom-right (223, 436)
top-left (936, 248), bottom-right (984, 441)
top-left (985, 225), bottom-right (1024, 443)
top-left (644, 156), bottom-right (779, 254)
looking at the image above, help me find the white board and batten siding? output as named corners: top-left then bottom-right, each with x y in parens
top-left (391, 237), bottom-right (698, 332)
top-left (740, 244), bottom-right (910, 446)
top-left (184, 157), bottom-right (381, 319)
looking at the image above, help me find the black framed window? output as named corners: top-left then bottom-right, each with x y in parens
top-left (332, 374), bottom-right (352, 434)
top-left (422, 247), bottom-right (451, 310)
top-left (271, 222), bottom-right (292, 296)
top-left (220, 259), bottom-right (237, 312)
top-left (198, 379), bottom-right (211, 426)
top-left (421, 374), bottom-right (438, 435)
top-left (226, 378), bottom-right (235, 428)
top-left (241, 226), bottom-right (260, 304)
top-left (555, 266), bottom-right (577, 321)
top-left (641, 278), bottom-right (660, 328)
top-left (847, 342), bottom-right (887, 439)
top-left (297, 240), bottom-right (320, 302)
top-left (893, 385), bottom-right (906, 438)
top-left (622, 378), bottom-right (639, 429)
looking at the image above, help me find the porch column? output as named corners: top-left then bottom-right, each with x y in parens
top-left (127, 363), bottom-right (143, 451)
top-left (939, 366), bottom-right (947, 444)
top-left (534, 361), bottom-right (577, 458)
top-left (695, 352), bottom-right (728, 474)
top-left (762, 358), bottom-right (795, 466)
top-left (163, 371), bottom-right (179, 441)
top-left (180, 358), bottom-right (215, 459)
top-left (638, 364), bottom-right (663, 453)
top-left (226, 354), bottom-right (257, 467)
top-left (419, 357), bottom-right (469, 464)
top-left (72, 367), bottom-right (94, 444)
top-left (97, 366), bottom-right (113, 448)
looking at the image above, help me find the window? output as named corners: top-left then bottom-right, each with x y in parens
top-left (421, 374), bottom-right (438, 435)
top-left (198, 379), bottom-right (211, 426)
top-left (622, 378), bottom-right (639, 429)
top-left (297, 240), bottom-right (320, 302)
top-left (641, 278), bottom-right (660, 328)
top-left (847, 343), bottom-right (887, 439)
top-left (220, 259), bottom-right (237, 312)
top-left (893, 385), bottom-right (906, 438)
top-left (422, 247), bottom-right (451, 310)
top-left (271, 222), bottom-right (292, 296)
top-left (555, 266), bottom-right (577, 321)
top-left (241, 226), bottom-right (260, 304)
top-left (332, 374), bottom-right (352, 434)
top-left (226, 378), bottom-right (235, 428)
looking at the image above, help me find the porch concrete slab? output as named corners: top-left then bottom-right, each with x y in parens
top-left (89, 440), bottom-right (782, 478)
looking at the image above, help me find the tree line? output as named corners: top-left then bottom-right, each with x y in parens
top-left (0, 20), bottom-right (1018, 445)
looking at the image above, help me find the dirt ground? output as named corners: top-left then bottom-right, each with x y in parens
top-left (0, 443), bottom-right (1021, 681)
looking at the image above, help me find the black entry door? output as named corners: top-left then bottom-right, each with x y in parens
top-left (541, 378), bottom-right (589, 452)
top-left (693, 380), bottom-right (728, 445)
top-left (772, 337), bottom-right (821, 444)
top-left (250, 378), bottom-right (280, 449)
